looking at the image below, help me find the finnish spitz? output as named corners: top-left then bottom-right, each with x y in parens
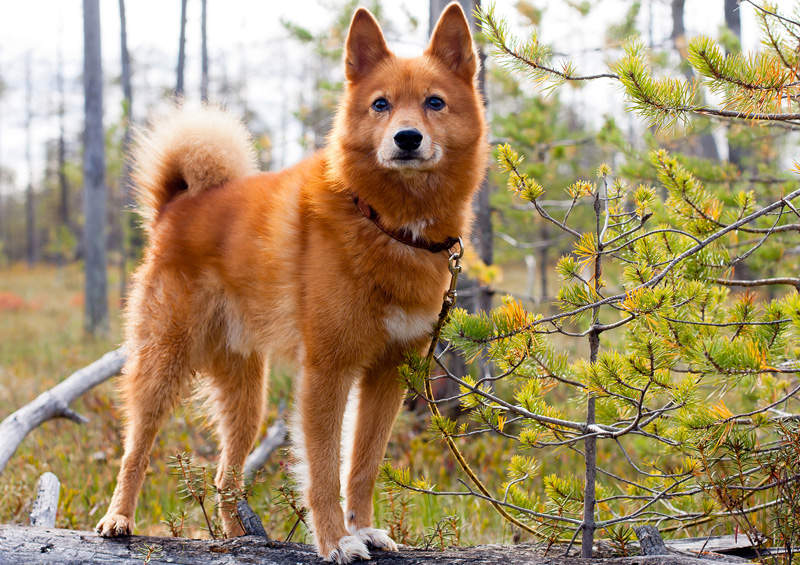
top-left (96, 3), bottom-right (487, 562)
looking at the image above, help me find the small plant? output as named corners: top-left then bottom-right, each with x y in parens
top-left (273, 481), bottom-right (308, 542)
top-left (420, 514), bottom-right (461, 550)
top-left (132, 542), bottom-right (163, 564)
top-left (764, 423), bottom-right (800, 564)
top-left (161, 510), bottom-right (187, 537)
top-left (701, 421), bottom-right (800, 564)
top-left (604, 525), bottom-right (635, 557)
top-left (216, 467), bottom-right (248, 536)
top-left (169, 451), bottom-right (216, 539)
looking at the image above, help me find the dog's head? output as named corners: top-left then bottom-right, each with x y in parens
top-left (332, 3), bottom-right (486, 182)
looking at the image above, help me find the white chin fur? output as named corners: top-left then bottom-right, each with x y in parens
top-left (348, 527), bottom-right (399, 552)
top-left (324, 535), bottom-right (371, 563)
top-left (376, 147), bottom-right (441, 170)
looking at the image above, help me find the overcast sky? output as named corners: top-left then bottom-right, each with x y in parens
top-left (0, 0), bottom-right (786, 195)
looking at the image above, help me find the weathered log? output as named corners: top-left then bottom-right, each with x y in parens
top-left (636, 525), bottom-right (668, 555)
top-left (243, 418), bottom-right (287, 482)
top-left (665, 535), bottom-right (773, 559)
top-left (236, 500), bottom-right (268, 538)
top-left (28, 472), bottom-right (60, 528)
top-left (0, 525), bottom-right (750, 565)
top-left (0, 348), bottom-right (126, 475)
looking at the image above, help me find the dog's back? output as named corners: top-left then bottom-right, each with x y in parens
top-left (128, 108), bottom-right (327, 363)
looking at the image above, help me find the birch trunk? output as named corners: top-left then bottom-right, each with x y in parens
top-left (82, 0), bottom-right (109, 336)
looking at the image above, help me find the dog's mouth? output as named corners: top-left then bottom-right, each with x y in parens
top-left (381, 149), bottom-right (441, 171)
top-left (392, 151), bottom-right (422, 162)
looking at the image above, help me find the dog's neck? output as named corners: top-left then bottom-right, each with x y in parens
top-left (350, 192), bottom-right (461, 253)
top-left (326, 145), bottom-right (480, 245)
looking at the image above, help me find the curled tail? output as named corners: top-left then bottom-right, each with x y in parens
top-left (133, 105), bottom-right (256, 229)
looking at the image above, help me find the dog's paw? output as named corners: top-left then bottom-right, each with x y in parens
top-left (351, 527), bottom-right (398, 552)
top-left (95, 513), bottom-right (132, 537)
top-left (323, 535), bottom-right (371, 564)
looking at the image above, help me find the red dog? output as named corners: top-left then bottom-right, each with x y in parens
top-left (96, 3), bottom-right (486, 562)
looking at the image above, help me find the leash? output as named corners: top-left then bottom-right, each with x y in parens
top-left (419, 238), bottom-right (542, 539)
top-left (423, 239), bottom-right (464, 361)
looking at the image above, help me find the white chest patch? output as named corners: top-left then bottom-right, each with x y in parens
top-left (404, 218), bottom-right (431, 241)
top-left (383, 305), bottom-right (436, 344)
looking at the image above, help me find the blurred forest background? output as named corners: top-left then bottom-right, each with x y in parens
top-left (1, 0), bottom-right (799, 557)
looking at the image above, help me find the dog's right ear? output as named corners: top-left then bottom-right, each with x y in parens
top-left (426, 3), bottom-right (477, 82)
top-left (344, 8), bottom-right (390, 82)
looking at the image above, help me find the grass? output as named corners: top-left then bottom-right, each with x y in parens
top-left (0, 261), bottom-right (524, 545)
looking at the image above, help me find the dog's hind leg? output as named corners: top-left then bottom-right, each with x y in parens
top-left (206, 350), bottom-right (267, 538)
top-left (343, 349), bottom-right (407, 552)
top-left (96, 337), bottom-right (191, 537)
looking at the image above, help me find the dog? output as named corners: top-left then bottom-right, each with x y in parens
top-left (95, 3), bottom-right (487, 562)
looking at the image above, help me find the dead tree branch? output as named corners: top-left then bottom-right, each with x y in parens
top-left (243, 418), bottom-right (288, 482)
top-left (0, 348), bottom-right (126, 474)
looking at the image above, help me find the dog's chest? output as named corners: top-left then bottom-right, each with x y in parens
top-left (383, 305), bottom-right (438, 344)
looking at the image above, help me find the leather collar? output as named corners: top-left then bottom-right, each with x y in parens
top-left (351, 194), bottom-right (460, 254)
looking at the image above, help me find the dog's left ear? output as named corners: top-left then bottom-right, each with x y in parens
top-left (426, 2), bottom-right (477, 81)
top-left (345, 8), bottom-right (391, 82)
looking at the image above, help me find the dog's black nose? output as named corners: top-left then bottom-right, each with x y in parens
top-left (393, 129), bottom-right (423, 151)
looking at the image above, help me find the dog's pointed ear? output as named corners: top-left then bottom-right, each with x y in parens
top-left (344, 8), bottom-right (390, 82)
top-left (426, 2), bottom-right (477, 81)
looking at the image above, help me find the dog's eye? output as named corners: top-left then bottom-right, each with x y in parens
top-left (425, 96), bottom-right (446, 111)
top-left (371, 98), bottom-right (390, 112)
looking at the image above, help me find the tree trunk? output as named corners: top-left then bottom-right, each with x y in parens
top-left (539, 222), bottom-right (549, 302)
top-left (25, 53), bottom-right (38, 267)
top-left (429, 0), bottom-right (494, 315)
top-left (175, 0), bottom-right (188, 99)
top-left (724, 0), bottom-right (743, 167)
top-left (428, 0), bottom-right (494, 386)
top-left (200, 0), bottom-right (209, 102)
top-left (724, 0), bottom-right (741, 42)
top-left (0, 59), bottom-right (4, 254)
top-left (118, 0), bottom-right (133, 301)
top-left (57, 44), bottom-right (70, 240)
top-left (582, 330), bottom-right (599, 557)
top-left (670, 0), bottom-right (684, 44)
top-left (82, 0), bottom-right (109, 336)
top-left (671, 0), bottom-right (718, 160)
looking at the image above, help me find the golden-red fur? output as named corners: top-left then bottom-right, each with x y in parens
top-left (96, 4), bottom-right (486, 562)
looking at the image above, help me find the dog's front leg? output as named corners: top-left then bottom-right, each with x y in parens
top-left (344, 349), bottom-right (408, 552)
top-left (300, 363), bottom-right (370, 563)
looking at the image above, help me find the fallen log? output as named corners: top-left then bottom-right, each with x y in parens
top-left (0, 348), bottom-right (126, 474)
top-left (0, 525), bottom-right (749, 565)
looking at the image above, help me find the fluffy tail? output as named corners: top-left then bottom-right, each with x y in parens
top-left (132, 105), bottom-right (257, 228)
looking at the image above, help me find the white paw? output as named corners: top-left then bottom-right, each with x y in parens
top-left (324, 535), bottom-right (371, 564)
top-left (351, 527), bottom-right (398, 552)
